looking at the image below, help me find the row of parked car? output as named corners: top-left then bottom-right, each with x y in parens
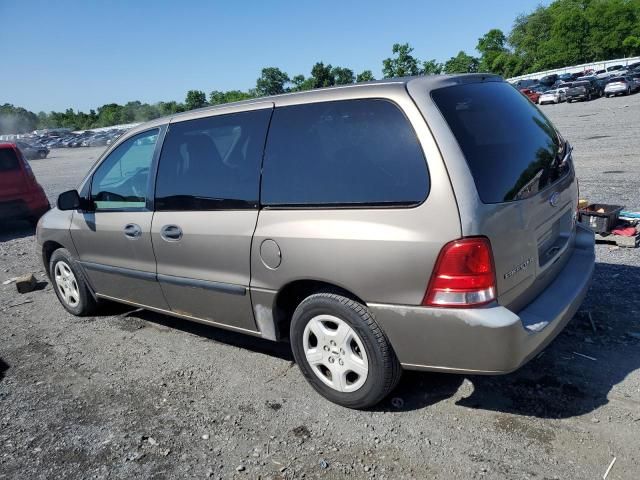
top-left (514, 62), bottom-right (640, 105)
top-left (9, 127), bottom-right (130, 160)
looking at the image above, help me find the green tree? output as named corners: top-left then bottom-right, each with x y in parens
top-left (421, 59), bottom-right (443, 75)
top-left (623, 35), bottom-right (640, 56)
top-left (185, 90), bottom-right (207, 110)
top-left (586, 0), bottom-right (640, 60)
top-left (444, 51), bottom-right (480, 74)
top-left (209, 90), bottom-right (254, 105)
top-left (331, 66), bottom-right (355, 85)
top-left (158, 101), bottom-right (185, 116)
top-left (0, 104), bottom-right (39, 134)
top-left (310, 62), bottom-right (335, 88)
top-left (477, 28), bottom-right (508, 73)
top-left (256, 67), bottom-right (290, 96)
top-left (356, 70), bottom-right (375, 82)
top-left (382, 43), bottom-right (421, 78)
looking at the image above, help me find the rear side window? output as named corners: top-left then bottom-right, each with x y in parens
top-left (431, 81), bottom-right (569, 203)
top-left (155, 109), bottom-right (272, 210)
top-left (0, 148), bottom-right (19, 171)
top-left (261, 99), bottom-right (429, 207)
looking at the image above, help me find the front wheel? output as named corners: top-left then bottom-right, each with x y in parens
top-left (290, 293), bottom-right (401, 409)
top-left (50, 248), bottom-right (97, 316)
top-left (38, 151), bottom-right (47, 159)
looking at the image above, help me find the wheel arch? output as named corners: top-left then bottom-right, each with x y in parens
top-left (271, 279), bottom-right (366, 341)
top-left (42, 240), bottom-right (64, 279)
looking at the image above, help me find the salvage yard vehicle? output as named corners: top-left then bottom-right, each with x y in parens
top-left (566, 80), bottom-right (599, 102)
top-left (538, 88), bottom-right (565, 104)
top-left (629, 73), bottom-right (640, 93)
top-left (519, 87), bottom-right (540, 103)
top-left (15, 140), bottom-right (49, 159)
top-left (0, 143), bottom-right (50, 225)
top-left (37, 75), bottom-right (595, 408)
top-left (604, 76), bottom-right (633, 97)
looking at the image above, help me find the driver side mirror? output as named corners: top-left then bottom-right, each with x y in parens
top-left (57, 190), bottom-right (82, 211)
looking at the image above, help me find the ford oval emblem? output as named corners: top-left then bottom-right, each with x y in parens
top-left (549, 192), bottom-right (560, 207)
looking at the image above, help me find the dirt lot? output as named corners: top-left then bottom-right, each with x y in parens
top-left (1, 94), bottom-right (640, 479)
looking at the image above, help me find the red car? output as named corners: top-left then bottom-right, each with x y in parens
top-left (0, 143), bottom-right (50, 225)
top-left (519, 88), bottom-right (541, 104)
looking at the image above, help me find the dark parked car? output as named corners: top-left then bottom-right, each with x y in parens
top-left (539, 74), bottom-right (559, 86)
top-left (513, 79), bottom-right (538, 89)
top-left (566, 80), bottom-right (599, 102)
top-left (0, 143), bottom-right (50, 225)
top-left (627, 73), bottom-right (640, 93)
top-left (15, 141), bottom-right (49, 159)
top-left (607, 65), bottom-right (624, 72)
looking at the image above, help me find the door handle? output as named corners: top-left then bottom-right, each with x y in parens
top-left (123, 223), bottom-right (142, 239)
top-left (160, 224), bottom-right (183, 241)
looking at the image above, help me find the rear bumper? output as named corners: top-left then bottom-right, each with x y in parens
top-left (370, 224), bottom-right (595, 374)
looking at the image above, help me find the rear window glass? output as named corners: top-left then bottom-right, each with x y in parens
top-left (0, 148), bottom-right (19, 171)
top-left (261, 99), bottom-right (429, 207)
top-left (431, 81), bottom-right (569, 203)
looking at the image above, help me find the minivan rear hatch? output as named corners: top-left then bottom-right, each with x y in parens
top-left (428, 80), bottom-right (578, 313)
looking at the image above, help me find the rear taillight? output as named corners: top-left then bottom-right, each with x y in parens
top-left (422, 237), bottom-right (496, 308)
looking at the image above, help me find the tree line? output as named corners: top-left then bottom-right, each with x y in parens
top-left (2, 0), bottom-right (639, 134)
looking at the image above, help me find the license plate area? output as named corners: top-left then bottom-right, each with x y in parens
top-left (537, 208), bottom-right (573, 267)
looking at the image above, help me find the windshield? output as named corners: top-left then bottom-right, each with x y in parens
top-left (431, 81), bottom-right (569, 204)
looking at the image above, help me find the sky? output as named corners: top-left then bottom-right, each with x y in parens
top-left (0, 0), bottom-right (545, 113)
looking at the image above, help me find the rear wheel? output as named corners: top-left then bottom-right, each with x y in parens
top-left (50, 248), bottom-right (97, 316)
top-left (290, 293), bottom-right (401, 409)
top-left (38, 151), bottom-right (47, 159)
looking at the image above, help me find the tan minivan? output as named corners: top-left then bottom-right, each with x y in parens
top-left (38, 75), bottom-right (595, 408)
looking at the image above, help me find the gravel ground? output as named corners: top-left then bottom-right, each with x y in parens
top-left (1, 94), bottom-right (639, 479)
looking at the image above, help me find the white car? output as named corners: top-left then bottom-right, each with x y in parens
top-left (538, 89), bottom-right (566, 105)
top-left (604, 77), bottom-right (632, 97)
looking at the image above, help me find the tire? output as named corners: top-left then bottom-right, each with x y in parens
top-left (567, 99), bottom-right (572, 103)
top-left (38, 151), bottom-right (47, 159)
top-left (50, 248), bottom-right (97, 316)
top-left (290, 293), bottom-right (401, 409)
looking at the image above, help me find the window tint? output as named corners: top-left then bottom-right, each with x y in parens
top-left (0, 148), bottom-right (19, 171)
top-left (431, 82), bottom-right (569, 204)
top-left (90, 129), bottom-right (158, 210)
top-left (261, 99), bottom-right (429, 207)
top-left (155, 109), bottom-right (272, 210)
